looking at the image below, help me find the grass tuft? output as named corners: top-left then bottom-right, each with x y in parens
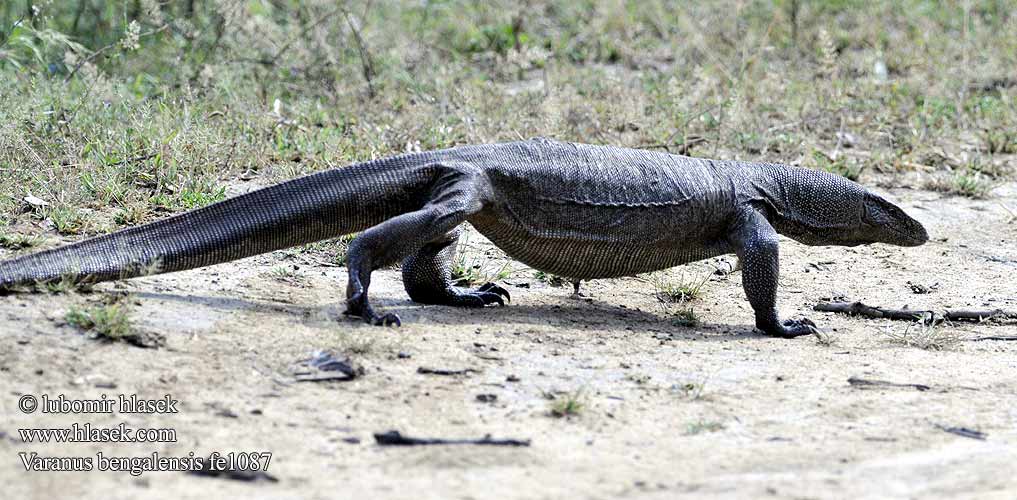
top-left (65, 304), bottom-right (133, 340)
top-left (650, 271), bottom-right (710, 304)
top-left (0, 232), bottom-right (43, 251)
top-left (549, 390), bottom-right (585, 418)
top-left (880, 321), bottom-right (964, 351)
top-left (685, 420), bottom-right (725, 435)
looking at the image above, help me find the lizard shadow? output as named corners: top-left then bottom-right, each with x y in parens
top-left (453, 300), bottom-right (762, 341)
top-left (132, 291), bottom-right (763, 340)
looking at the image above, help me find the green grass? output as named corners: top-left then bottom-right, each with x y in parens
top-left (291, 233), bottom-right (358, 266)
top-left (450, 232), bottom-right (511, 286)
top-left (533, 271), bottom-right (569, 287)
top-left (810, 150), bottom-right (864, 181)
top-left (0, 232), bottom-right (42, 251)
top-left (112, 204), bottom-right (150, 227)
top-left (549, 390), bottom-right (585, 418)
top-left (65, 304), bottom-right (133, 340)
top-left (926, 169), bottom-right (995, 199)
top-left (47, 207), bottom-right (87, 235)
top-left (670, 308), bottom-right (701, 328)
top-left (650, 271), bottom-right (711, 304)
top-left (452, 256), bottom-right (510, 287)
top-left (673, 380), bottom-right (707, 401)
top-left (983, 129), bottom-right (1017, 155)
top-left (685, 420), bottom-right (725, 436)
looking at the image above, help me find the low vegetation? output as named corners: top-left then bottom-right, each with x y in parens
top-left (879, 321), bottom-right (965, 351)
top-left (549, 390), bottom-right (585, 418)
top-left (0, 1), bottom-right (1012, 246)
top-left (685, 420), bottom-right (725, 436)
top-left (650, 271), bottom-right (711, 304)
top-left (65, 303), bottom-right (133, 340)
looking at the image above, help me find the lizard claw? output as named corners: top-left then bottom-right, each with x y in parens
top-left (372, 313), bottom-right (401, 327)
top-left (773, 318), bottom-right (818, 338)
top-left (477, 282), bottom-right (511, 302)
top-left (343, 294), bottom-right (401, 327)
top-left (755, 316), bottom-right (818, 338)
top-left (450, 290), bottom-right (505, 307)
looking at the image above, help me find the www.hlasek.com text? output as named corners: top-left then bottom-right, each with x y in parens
top-left (19, 423), bottom-right (176, 443)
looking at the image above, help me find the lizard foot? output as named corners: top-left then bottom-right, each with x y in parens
top-left (446, 282), bottom-right (511, 307)
top-left (758, 318), bottom-right (818, 338)
top-left (343, 293), bottom-right (402, 327)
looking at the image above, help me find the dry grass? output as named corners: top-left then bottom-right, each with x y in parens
top-left (880, 321), bottom-right (965, 351)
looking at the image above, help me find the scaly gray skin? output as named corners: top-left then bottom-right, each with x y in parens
top-left (0, 138), bottom-right (928, 337)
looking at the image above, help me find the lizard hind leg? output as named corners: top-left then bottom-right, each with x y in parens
top-left (401, 226), bottom-right (511, 308)
top-left (344, 192), bottom-right (483, 326)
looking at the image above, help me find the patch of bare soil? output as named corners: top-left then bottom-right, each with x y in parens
top-left (2, 184), bottom-right (1016, 499)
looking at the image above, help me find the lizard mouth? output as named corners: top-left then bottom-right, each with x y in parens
top-left (887, 219), bottom-right (928, 246)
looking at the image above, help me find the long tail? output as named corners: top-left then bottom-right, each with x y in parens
top-left (0, 154), bottom-right (440, 289)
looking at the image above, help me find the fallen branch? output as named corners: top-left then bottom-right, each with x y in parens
top-left (814, 301), bottom-right (1017, 325)
top-left (417, 366), bottom-right (480, 376)
top-left (374, 430), bottom-right (529, 447)
top-left (936, 424), bottom-right (986, 441)
top-left (847, 376), bottom-right (931, 392)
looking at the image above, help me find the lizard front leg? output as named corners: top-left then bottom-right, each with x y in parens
top-left (401, 225), bottom-right (510, 307)
top-left (728, 207), bottom-right (817, 338)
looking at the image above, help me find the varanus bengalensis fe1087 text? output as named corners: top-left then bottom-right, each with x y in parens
top-left (0, 138), bottom-right (928, 337)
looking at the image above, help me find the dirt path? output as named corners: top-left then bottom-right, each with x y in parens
top-left (2, 185), bottom-right (1016, 499)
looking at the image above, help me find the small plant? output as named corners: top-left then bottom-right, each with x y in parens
top-left (113, 205), bottom-right (150, 226)
top-left (331, 233), bottom-right (358, 265)
top-left (65, 304), bottom-right (132, 340)
top-left (176, 186), bottom-right (227, 210)
top-left (880, 321), bottom-right (964, 351)
top-left (811, 150), bottom-right (863, 181)
top-left (685, 420), bottom-right (725, 435)
top-left (450, 234), bottom-right (511, 286)
top-left (926, 169), bottom-right (993, 199)
top-left (40, 273), bottom-right (90, 294)
top-left (673, 380), bottom-right (707, 400)
top-left (650, 271), bottom-right (710, 303)
top-left (452, 260), bottom-right (483, 286)
top-left (265, 265), bottom-right (304, 285)
top-left (295, 233), bottom-right (358, 265)
top-left (150, 186), bottom-right (227, 211)
top-left (670, 307), bottom-right (701, 327)
top-left (533, 270), bottom-right (568, 287)
top-left (983, 129), bottom-right (1017, 154)
top-left (549, 390), bottom-right (585, 418)
top-left (0, 232), bottom-right (42, 250)
top-left (47, 207), bottom-right (86, 235)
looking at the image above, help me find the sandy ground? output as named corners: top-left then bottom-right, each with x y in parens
top-left (2, 182), bottom-right (1016, 500)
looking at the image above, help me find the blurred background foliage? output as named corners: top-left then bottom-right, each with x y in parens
top-left (0, 0), bottom-right (1014, 236)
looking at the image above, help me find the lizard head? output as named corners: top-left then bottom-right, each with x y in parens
top-left (757, 166), bottom-right (928, 247)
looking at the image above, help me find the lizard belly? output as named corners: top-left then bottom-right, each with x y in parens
top-left (468, 203), bottom-right (732, 280)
